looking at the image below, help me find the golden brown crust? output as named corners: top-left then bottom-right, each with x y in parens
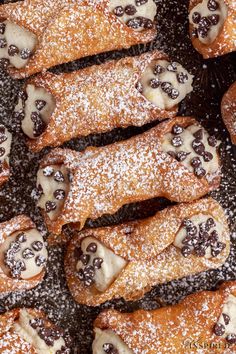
top-left (189, 0), bottom-right (236, 58)
top-left (0, 215), bottom-right (46, 294)
top-left (0, 0), bottom-right (157, 79)
top-left (221, 81), bottom-right (236, 144)
top-left (94, 281), bottom-right (236, 353)
top-left (64, 198), bottom-right (230, 306)
top-left (39, 116), bottom-right (221, 235)
top-left (0, 159), bottom-right (10, 187)
top-left (26, 51), bottom-right (177, 152)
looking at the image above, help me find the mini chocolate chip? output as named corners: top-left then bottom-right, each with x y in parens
top-left (0, 58), bottom-right (9, 69)
top-left (199, 16), bottom-right (211, 29)
top-left (31, 112), bottom-right (45, 137)
top-left (190, 157), bottom-right (201, 168)
top-left (54, 171), bottom-right (65, 182)
top-left (103, 343), bottom-right (118, 353)
top-left (0, 38), bottom-right (7, 48)
top-left (211, 242), bottom-right (226, 257)
top-left (135, 0), bottom-right (148, 5)
top-left (193, 129), bottom-right (203, 140)
top-left (0, 126), bottom-right (5, 135)
top-left (192, 139), bottom-right (205, 155)
top-left (12, 259), bottom-right (26, 278)
top-left (16, 232), bottom-right (27, 243)
top-left (43, 166), bottom-right (54, 176)
top-left (126, 16), bottom-right (152, 29)
top-left (35, 254), bottom-right (47, 267)
top-left (192, 11), bottom-right (201, 24)
top-left (161, 82), bottom-right (172, 95)
top-left (182, 236), bottom-right (197, 247)
top-left (167, 151), bottom-right (176, 158)
top-left (31, 111), bottom-right (41, 122)
top-left (206, 218), bottom-right (216, 230)
top-left (182, 218), bottom-right (193, 228)
top-left (199, 221), bottom-right (206, 233)
top-left (0, 23), bottom-right (6, 35)
top-left (45, 201), bottom-right (57, 213)
top-left (181, 245), bottom-right (192, 257)
top-left (194, 244), bottom-right (206, 257)
top-left (153, 64), bottom-right (165, 75)
top-left (22, 248), bottom-right (35, 259)
top-left (93, 257), bottom-right (103, 269)
top-left (209, 14), bottom-right (220, 25)
top-left (169, 88), bottom-right (179, 99)
top-left (38, 328), bottom-right (54, 346)
top-left (86, 242), bottom-right (97, 253)
top-left (203, 151), bottom-right (213, 162)
top-left (149, 78), bottom-right (160, 88)
top-left (32, 241), bottom-right (43, 251)
top-left (83, 265), bottom-right (95, 279)
top-left (176, 151), bottom-right (190, 162)
top-left (84, 277), bottom-right (94, 287)
top-left (135, 81), bottom-right (143, 93)
top-left (78, 268), bottom-right (85, 281)
top-left (0, 147), bottom-right (5, 157)
top-left (223, 313), bottom-right (230, 325)
top-left (198, 26), bottom-right (209, 38)
top-left (80, 254), bottom-right (90, 265)
top-left (35, 99), bottom-right (46, 111)
top-left (186, 225), bottom-right (198, 236)
top-left (172, 124), bottom-right (184, 135)
top-left (113, 6), bottom-right (124, 16)
top-left (213, 322), bottom-right (225, 336)
top-left (20, 48), bottom-right (31, 60)
top-left (124, 4), bottom-right (137, 15)
top-left (167, 62), bottom-right (177, 72)
top-left (8, 44), bottom-right (19, 56)
top-left (208, 135), bottom-right (217, 147)
top-left (194, 166), bottom-right (206, 178)
top-left (54, 189), bottom-right (66, 200)
top-left (171, 136), bottom-right (183, 147)
top-left (207, 0), bottom-right (219, 11)
top-left (199, 231), bottom-right (209, 242)
top-left (19, 90), bottom-right (28, 102)
top-left (29, 318), bottom-right (44, 329)
top-left (209, 230), bottom-right (219, 245)
top-left (0, 134), bottom-right (7, 144)
top-left (176, 72), bottom-right (188, 84)
top-left (226, 334), bottom-right (236, 344)
top-left (9, 241), bottom-right (21, 254)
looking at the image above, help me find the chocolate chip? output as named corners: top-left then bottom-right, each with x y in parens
top-left (19, 90), bottom-right (28, 102)
top-left (0, 134), bottom-right (7, 144)
top-left (167, 62), bottom-right (177, 72)
top-left (176, 72), bottom-right (188, 84)
top-left (77, 268), bottom-right (85, 281)
top-left (186, 225), bottom-right (198, 236)
top-left (93, 257), bottom-right (103, 269)
top-left (16, 232), bottom-right (26, 243)
top-left (226, 334), bottom-right (236, 344)
top-left (35, 255), bottom-right (47, 267)
top-left (12, 259), bottom-right (26, 278)
top-left (209, 230), bottom-right (219, 245)
top-left (172, 124), bottom-right (184, 135)
top-left (31, 112), bottom-right (46, 137)
top-left (20, 48), bottom-right (31, 60)
top-left (171, 136), bottom-right (183, 147)
top-left (86, 242), bottom-right (97, 253)
top-left (223, 313), bottom-right (230, 325)
top-left (83, 265), bottom-right (95, 279)
top-left (192, 11), bottom-right (201, 24)
top-left (207, 0), bottom-right (219, 11)
top-left (192, 139), bottom-right (205, 155)
top-left (161, 82), bottom-right (172, 95)
top-left (54, 171), bottom-right (65, 182)
top-left (169, 88), bottom-right (179, 99)
top-left (167, 151), bottom-right (176, 158)
top-left (113, 6), bottom-right (124, 16)
top-left (0, 58), bottom-right (9, 69)
top-left (176, 151), bottom-right (190, 161)
top-left (206, 218), bottom-right (216, 230)
top-left (209, 14), bottom-right (220, 25)
top-left (153, 64), bottom-right (165, 75)
top-left (203, 151), bottom-right (213, 162)
top-left (84, 277), bottom-right (94, 287)
top-left (0, 23), bottom-right (6, 35)
top-left (182, 218), bottom-right (193, 228)
top-left (35, 99), bottom-right (46, 111)
top-left (149, 78), bottom-right (160, 88)
top-left (182, 236), bottom-right (196, 246)
top-left (190, 157), bottom-right (201, 168)
top-left (213, 322), bottom-right (225, 336)
top-left (194, 166), bottom-right (206, 178)
top-left (194, 244), bottom-right (206, 257)
top-left (45, 201), bottom-right (57, 213)
top-left (124, 5), bottom-right (137, 15)
top-left (29, 318), bottom-right (44, 329)
top-left (126, 17), bottom-right (153, 29)
top-left (38, 328), bottom-right (54, 346)
top-left (32, 241), bottom-right (43, 251)
top-left (198, 26), bottom-right (209, 39)
top-left (135, 81), bottom-right (143, 93)
top-left (0, 147), bottom-right (5, 157)
top-left (181, 245), bottom-right (192, 257)
top-left (211, 242), bottom-right (226, 257)
top-left (8, 44), bottom-right (19, 56)
top-left (22, 248), bottom-right (35, 259)
top-left (208, 135), bottom-right (217, 147)
top-left (43, 166), bottom-right (54, 177)
top-left (9, 241), bottom-right (21, 254)
top-left (135, 0), bottom-right (148, 5)
top-left (103, 343), bottom-right (118, 353)
top-left (0, 38), bottom-right (7, 48)
top-left (54, 189), bottom-right (66, 200)
top-left (80, 254), bottom-right (90, 265)
top-left (193, 129), bottom-right (203, 140)
top-left (199, 16), bottom-right (211, 29)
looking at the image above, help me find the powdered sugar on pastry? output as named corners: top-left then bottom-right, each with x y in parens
top-left (93, 328), bottom-right (133, 354)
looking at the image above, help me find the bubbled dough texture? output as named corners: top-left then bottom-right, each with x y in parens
top-left (93, 328), bottom-right (133, 354)
top-left (218, 294), bottom-right (236, 337)
top-left (13, 309), bottom-right (65, 354)
top-left (162, 124), bottom-right (219, 174)
top-left (0, 228), bottom-right (48, 279)
top-left (0, 125), bottom-right (12, 163)
top-left (0, 21), bottom-right (37, 69)
top-left (189, 0), bottom-right (228, 44)
top-left (76, 237), bottom-right (127, 292)
top-left (37, 164), bottom-right (70, 221)
top-left (140, 60), bottom-right (193, 109)
top-left (21, 85), bottom-right (56, 139)
top-left (109, 0), bottom-right (157, 31)
top-left (174, 214), bottom-right (224, 258)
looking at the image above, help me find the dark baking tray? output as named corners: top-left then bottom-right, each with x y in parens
top-left (0, 0), bottom-right (235, 352)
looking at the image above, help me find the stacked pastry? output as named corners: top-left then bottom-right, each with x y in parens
top-left (0, 0), bottom-right (235, 353)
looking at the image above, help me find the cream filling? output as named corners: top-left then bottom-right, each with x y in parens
top-left (20, 85), bottom-right (56, 139)
top-left (76, 237), bottom-right (127, 292)
top-left (217, 295), bottom-right (236, 337)
top-left (13, 309), bottom-right (65, 354)
top-left (174, 214), bottom-right (224, 258)
top-left (0, 228), bottom-right (48, 279)
top-left (93, 328), bottom-right (134, 354)
top-left (189, 0), bottom-right (228, 44)
top-left (0, 125), bottom-right (12, 164)
top-left (140, 60), bottom-right (193, 109)
top-left (0, 21), bottom-right (37, 69)
top-left (109, 0), bottom-right (156, 31)
top-left (37, 164), bottom-right (70, 221)
top-left (162, 124), bottom-right (220, 175)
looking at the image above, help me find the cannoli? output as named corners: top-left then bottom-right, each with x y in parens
top-left (36, 116), bottom-right (221, 235)
top-left (221, 81), bottom-right (236, 144)
top-left (0, 0), bottom-right (157, 79)
top-left (14, 51), bottom-right (194, 152)
top-left (93, 281), bottom-right (236, 353)
top-left (0, 308), bottom-right (72, 353)
top-left (0, 215), bottom-right (48, 293)
top-left (189, 0), bottom-right (236, 58)
top-left (0, 124), bottom-right (12, 187)
top-left (64, 197), bottom-right (230, 306)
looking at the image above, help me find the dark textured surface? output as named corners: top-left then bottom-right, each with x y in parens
top-left (0, 0), bottom-right (235, 353)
